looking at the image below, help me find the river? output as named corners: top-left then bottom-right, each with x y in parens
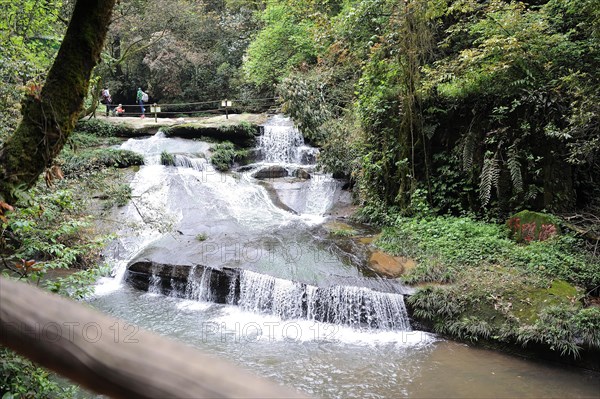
top-left (90, 115), bottom-right (600, 398)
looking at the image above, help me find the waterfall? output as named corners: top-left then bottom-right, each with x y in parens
top-left (185, 266), bottom-right (213, 302)
top-left (180, 267), bottom-right (411, 331)
top-left (148, 265), bottom-right (161, 294)
top-left (104, 116), bottom-right (406, 333)
top-left (258, 116), bottom-right (305, 164)
top-left (303, 174), bottom-right (338, 215)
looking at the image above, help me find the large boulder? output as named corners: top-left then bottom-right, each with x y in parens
top-left (507, 210), bottom-right (560, 243)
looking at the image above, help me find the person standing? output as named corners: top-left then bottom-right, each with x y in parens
top-left (137, 87), bottom-right (145, 118)
top-left (101, 87), bottom-right (112, 117)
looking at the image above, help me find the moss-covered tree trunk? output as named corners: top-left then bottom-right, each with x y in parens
top-left (0, 0), bottom-right (116, 202)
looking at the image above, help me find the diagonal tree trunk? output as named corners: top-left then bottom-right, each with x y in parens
top-left (0, 0), bottom-right (116, 202)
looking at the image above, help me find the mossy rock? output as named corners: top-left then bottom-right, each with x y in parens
top-left (511, 280), bottom-right (580, 324)
top-left (507, 210), bottom-right (560, 243)
top-left (165, 123), bottom-right (259, 146)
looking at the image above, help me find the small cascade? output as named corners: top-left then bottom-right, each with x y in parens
top-left (172, 154), bottom-right (206, 171)
top-left (185, 266), bottom-right (213, 302)
top-left (148, 266), bottom-right (162, 295)
top-left (303, 174), bottom-right (338, 215)
top-left (234, 270), bottom-right (411, 331)
top-left (144, 266), bottom-right (412, 331)
top-left (237, 271), bottom-right (305, 320)
top-left (258, 116), bottom-right (305, 163)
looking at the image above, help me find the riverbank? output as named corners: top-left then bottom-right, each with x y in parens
top-left (367, 214), bottom-right (600, 370)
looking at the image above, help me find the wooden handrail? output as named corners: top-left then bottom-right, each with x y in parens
top-left (0, 277), bottom-right (307, 398)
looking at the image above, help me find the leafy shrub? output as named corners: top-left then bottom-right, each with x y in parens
top-left (0, 348), bottom-right (78, 398)
top-left (2, 189), bottom-right (109, 274)
top-left (209, 141), bottom-right (248, 171)
top-left (160, 151), bottom-right (175, 166)
top-left (516, 305), bottom-right (600, 356)
top-left (60, 148), bottom-right (144, 176)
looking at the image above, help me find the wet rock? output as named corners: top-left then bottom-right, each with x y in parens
top-left (252, 165), bottom-right (289, 179)
top-left (235, 164), bottom-right (256, 173)
top-left (126, 260), bottom-right (238, 303)
top-left (293, 168), bottom-right (311, 179)
top-left (298, 148), bottom-right (318, 165)
top-left (368, 251), bottom-right (417, 278)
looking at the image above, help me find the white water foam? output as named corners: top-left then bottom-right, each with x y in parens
top-left (209, 305), bottom-right (435, 347)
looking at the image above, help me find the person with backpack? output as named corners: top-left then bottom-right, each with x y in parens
top-left (137, 87), bottom-right (148, 118)
top-left (101, 87), bottom-right (112, 117)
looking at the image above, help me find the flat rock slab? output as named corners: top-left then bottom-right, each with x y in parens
top-left (368, 251), bottom-right (417, 278)
top-left (98, 113), bottom-right (269, 141)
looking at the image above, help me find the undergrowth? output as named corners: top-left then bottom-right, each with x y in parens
top-left (0, 118), bottom-right (136, 398)
top-left (376, 215), bottom-right (600, 357)
top-left (74, 118), bottom-right (133, 137)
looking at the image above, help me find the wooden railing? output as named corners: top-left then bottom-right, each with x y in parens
top-left (0, 277), bottom-right (307, 398)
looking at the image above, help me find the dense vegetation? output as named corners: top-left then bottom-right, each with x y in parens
top-left (241, 0), bottom-right (599, 219)
top-left (2, 0), bottom-right (598, 217)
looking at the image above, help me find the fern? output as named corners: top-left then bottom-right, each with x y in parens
top-left (462, 131), bottom-right (476, 172)
top-left (507, 147), bottom-right (523, 193)
top-left (479, 152), bottom-right (500, 206)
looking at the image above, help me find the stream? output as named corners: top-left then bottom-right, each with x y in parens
top-left (90, 115), bottom-right (600, 398)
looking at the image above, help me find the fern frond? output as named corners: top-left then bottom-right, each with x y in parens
top-left (507, 147), bottom-right (523, 193)
top-left (479, 153), bottom-right (500, 206)
top-left (462, 131), bottom-right (476, 172)
top-left (524, 184), bottom-right (540, 202)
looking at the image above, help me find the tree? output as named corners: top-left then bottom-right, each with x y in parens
top-left (0, 0), bottom-right (117, 202)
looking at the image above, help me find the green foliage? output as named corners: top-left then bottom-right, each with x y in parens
top-left (74, 119), bottom-right (133, 137)
top-left (329, 228), bottom-right (357, 238)
top-left (506, 210), bottom-right (559, 243)
top-left (317, 114), bottom-right (362, 177)
top-left (243, 4), bottom-right (318, 88)
top-left (160, 151), bottom-right (175, 166)
top-left (238, 0), bottom-right (600, 217)
top-left (0, 348), bottom-right (78, 399)
top-left (195, 233), bottom-right (208, 241)
top-left (45, 264), bottom-right (111, 299)
top-left (379, 212), bottom-right (599, 356)
top-left (378, 215), bottom-right (598, 288)
top-left (0, 0), bottom-right (67, 144)
top-left (1, 189), bottom-right (108, 275)
top-left (516, 305), bottom-right (600, 356)
top-left (209, 141), bottom-right (247, 171)
top-left (59, 148), bottom-right (144, 177)
top-left (102, 184), bottom-right (132, 209)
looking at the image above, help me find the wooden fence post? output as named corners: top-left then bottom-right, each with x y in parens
top-left (0, 277), bottom-right (307, 399)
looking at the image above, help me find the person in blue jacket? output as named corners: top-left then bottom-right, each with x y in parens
top-left (137, 87), bottom-right (145, 118)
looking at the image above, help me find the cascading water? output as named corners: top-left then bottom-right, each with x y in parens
top-left (172, 154), bottom-right (207, 171)
top-left (98, 116), bottom-right (411, 331)
top-left (234, 270), bottom-right (411, 330)
top-left (185, 266), bottom-right (213, 302)
top-left (258, 115), bottom-right (305, 163)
